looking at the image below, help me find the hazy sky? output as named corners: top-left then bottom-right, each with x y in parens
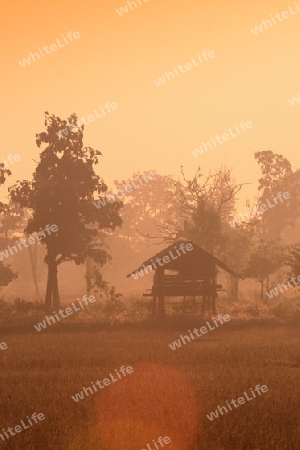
top-left (2, 0), bottom-right (300, 206)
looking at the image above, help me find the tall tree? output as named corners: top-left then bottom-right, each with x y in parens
top-left (113, 171), bottom-right (181, 246)
top-left (255, 150), bottom-right (292, 194)
top-left (100, 172), bottom-right (180, 292)
top-left (174, 166), bottom-right (251, 301)
top-left (10, 112), bottom-right (122, 310)
top-left (254, 150), bottom-right (298, 239)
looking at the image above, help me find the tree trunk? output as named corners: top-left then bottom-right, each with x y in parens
top-left (86, 255), bottom-right (93, 296)
top-left (265, 275), bottom-right (269, 305)
top-left (45, 259), bottom-right (60, 311)
top-left (45, 262), bottom-right (54, 312)
top-left (53, 264), bottom-right (60, 309)
top-left (28, 242), bottom-right (40, 298)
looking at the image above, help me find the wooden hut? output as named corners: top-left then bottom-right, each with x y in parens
top-left (127, 239), bottom-right (242, 315)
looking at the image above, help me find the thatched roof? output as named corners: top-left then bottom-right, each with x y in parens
top-left (127, 239), bottom-right (243, 279)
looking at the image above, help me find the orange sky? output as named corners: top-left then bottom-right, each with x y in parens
top-left (2, 0), bottom-right (300, 206)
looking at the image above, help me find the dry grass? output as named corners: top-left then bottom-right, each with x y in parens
top-left (0, 318), bottom-right (299, 449)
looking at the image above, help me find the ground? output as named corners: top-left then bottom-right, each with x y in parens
top-left (0, 317), bottom-right (299, 450)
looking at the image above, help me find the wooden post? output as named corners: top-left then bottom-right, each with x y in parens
top-left (156, 268), bottom-right (165, 316)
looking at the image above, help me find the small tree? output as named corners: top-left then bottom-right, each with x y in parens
top-left (10, 112), bottom-right (122, 310)
top-left (286, 244), bottom-right (300, 278)
top-left (0, 165), bottom-right (18, 290)
top-left (0, 257), bottom-right (18, 291)
top-left (243, 240), bottom-right (286, 301)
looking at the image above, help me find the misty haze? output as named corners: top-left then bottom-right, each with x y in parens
top-left (1, 0), bottom-right (300, 449)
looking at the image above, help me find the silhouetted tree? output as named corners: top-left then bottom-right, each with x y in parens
top-left (254, 151), bottom-right (298, 239)
top-left (100, 172), bottom-right (180, 292)
top-left (10, 112), bottom-right (122, 310)
top-left (243, 239), bottom-right (286, 301)
top-left (0, 166), bottom-right (18, 289)
top-left (286, 244), bottom-right (300, 278)
top-left (0, 201), bottom-right (25, 243)
top-left (177, 166), bottom-right (243, 252)
top-left (222, 224), bottom-right (256, 301)
top-left (255, 150), bottom-right (292, 193)
top-left (114, 171), bottom-right (181, 246)
top-left (0, 256), bottom-right (18, 291)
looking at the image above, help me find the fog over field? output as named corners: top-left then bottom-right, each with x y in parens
top-left (1, 0), bottom-right (300, 448)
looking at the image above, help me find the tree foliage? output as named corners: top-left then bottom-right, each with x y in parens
top-left (10, 112), bottom-right (123, 309)
top-left (254, 151), bottom-right (299, 239)
top-left (176, 166), bottom-right (243, 253)
top-left (255, 150), bottom-right (292, 194)
top-left (0, 166), bottom-right (18, 288)
top-left (113, 171), bottom-right (181, 246)
top-left (243, 239), bottom-right (286, 300)
top-left (286, 244), bottom-right (300, 278)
